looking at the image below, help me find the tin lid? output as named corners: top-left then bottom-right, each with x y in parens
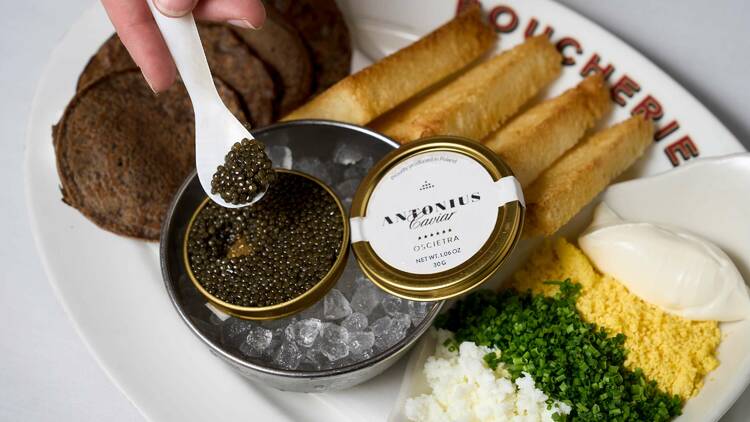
top-left (349, 136), bottom-right (525, 301)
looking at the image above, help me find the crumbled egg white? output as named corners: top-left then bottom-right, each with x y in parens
top-left (405, 329), bottom-right (570, 422)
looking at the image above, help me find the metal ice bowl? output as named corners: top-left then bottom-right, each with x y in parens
top-left (160, 120), bottom-right (443, 392)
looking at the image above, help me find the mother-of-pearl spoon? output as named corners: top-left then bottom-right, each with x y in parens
top-left (146, 1), bottom-right (265, 208)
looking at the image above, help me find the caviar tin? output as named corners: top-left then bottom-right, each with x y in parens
top-left (161, 120), bottom-right (443, 392)
top-left (350, 136), bottom-right (525, 301)
top-left (182, 169), bottom-right (351, 320)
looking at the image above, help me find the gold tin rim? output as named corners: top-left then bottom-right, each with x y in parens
top-left (349, 136), bottom-right (524, 301)
top-left (182, 169), bottom-right (350, 320)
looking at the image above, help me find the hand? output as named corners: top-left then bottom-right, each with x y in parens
top-left (101, 0), bottom-right (266, 93)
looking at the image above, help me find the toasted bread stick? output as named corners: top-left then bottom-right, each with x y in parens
top-left (281, 4), bottom-right (495, 124)
top-left (484, 73), bottom-right (611, 187)
top-left (524, 116), bottom-right (654, 237)
top-left (371, 35), bottom-right (562, 143)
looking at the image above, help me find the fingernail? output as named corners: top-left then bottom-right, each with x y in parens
top-left (228, 19), bottom-right (260, 30)
top-left (153, 0), bottom-right (196, 17)
top-left (142, 72), bottom-right (159, 95)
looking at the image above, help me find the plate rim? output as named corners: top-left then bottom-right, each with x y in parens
top-left (24, 1), bottom-right (749, 421)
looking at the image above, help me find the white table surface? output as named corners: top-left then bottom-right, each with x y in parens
top-left (1, 1), bottom-right (748, 421)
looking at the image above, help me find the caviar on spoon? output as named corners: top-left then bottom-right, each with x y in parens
top-left (211, 138), bottom-right (276, 206)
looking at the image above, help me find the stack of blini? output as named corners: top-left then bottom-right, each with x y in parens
top-left (283, 4), bottom-right (654, 238)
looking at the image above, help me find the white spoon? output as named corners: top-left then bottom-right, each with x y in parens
top-left (146, 1), bottom-right (264, 208)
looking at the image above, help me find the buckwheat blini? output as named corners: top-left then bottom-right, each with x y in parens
top-left (230, 6), bottom-right (314, 116)
top-left (372, 35), bottom-right (562, 143)
top-left (484, 73), bottom-right (611, 187)
top-left (282, 4), bottom-right (496, 124)
top-left (53, 71), bottom-right (248, 240)
top-left (523, 115), bottom-right (654, 237)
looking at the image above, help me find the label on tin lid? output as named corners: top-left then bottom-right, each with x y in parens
top-left (350, 150), bottom-right (523, 275)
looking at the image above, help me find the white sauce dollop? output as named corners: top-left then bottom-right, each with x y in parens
top-left (578, 203), bottom-right (750, 321)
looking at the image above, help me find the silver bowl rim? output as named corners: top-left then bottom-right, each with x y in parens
top-left (160, 119), bottom-right (444, 379)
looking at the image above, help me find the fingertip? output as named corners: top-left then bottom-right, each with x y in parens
top-left (103, 0), bottom-right (179, 93)
top-left (251, 1), bottom-right (266, 29)
top-left (141, 64), bottom-right (176, 94)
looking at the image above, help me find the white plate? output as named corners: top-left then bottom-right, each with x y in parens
top-left (24, 0), bottom-right (748, 420)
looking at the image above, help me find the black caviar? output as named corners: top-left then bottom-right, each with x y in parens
top-left (211, 138), bottom-right (276, 205)
top-left (188, 172), bottom-right (344, 307)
